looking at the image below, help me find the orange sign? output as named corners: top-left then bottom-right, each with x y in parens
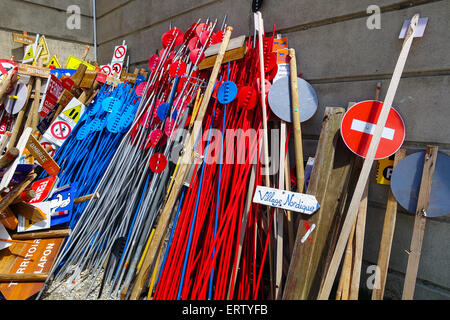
top-left (0, 238), bottom-right (64, 300)
top-left (273, 38), bottom-right (288, 51)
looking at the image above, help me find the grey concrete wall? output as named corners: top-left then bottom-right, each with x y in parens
top-left (0, 0), bottom-right (94, 65)
top-left (96, 0), bottom-right (450, 300)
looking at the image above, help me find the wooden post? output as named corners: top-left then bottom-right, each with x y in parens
top-left (283, 107), bottom-right (352, 300)
top-left (336, 221), bottom-right (356, 300)
top-left (349, 181), bottom-right (368, 300)
top-left (372, 149), bottom-right (406, 300)
top-left (402, 146), bottom-right (438, 300)
top-left (288, 49), bottom-right (305, 193)
top-left (12, 228), bottom-right (71, 240)
top-left (318, 15), bottom-right (420, 300)
top-left (0, 273), bottom-right (48, 283)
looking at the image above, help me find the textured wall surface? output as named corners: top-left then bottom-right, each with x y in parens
top-left (0, 0), bottom-right (94, 65)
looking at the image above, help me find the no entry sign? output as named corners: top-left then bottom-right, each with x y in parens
top-left (341, 100), bottom-right (405, 160)
top-left (51, 121), bottom-right (72, 140)
top-left (114, 45), bottom-right (127, 61)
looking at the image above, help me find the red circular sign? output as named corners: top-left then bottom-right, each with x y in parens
top-left (114, 46), bottom-right (127, 60)
top-left (341, 100), bottom-right (405, 160)
top-left (101, 65), bottom-right (112, 76)
top-left (112, 63), bottom-right (122, 75)
top-left (51, 121), bottom-right (72, 140)
top-left (149, 153), bottom-right (168, 173)
top-left (41, 142), bottom-right (55, 157)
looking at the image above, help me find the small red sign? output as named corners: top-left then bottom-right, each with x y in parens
top-left (341, 100), bottom-right (405, 160)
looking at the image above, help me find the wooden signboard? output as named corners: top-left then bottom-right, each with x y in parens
top-left (26, 135), bottom-right (60, 176)
top-left (79, 70), bottom-right (98, 88)
top-left (0, 238), bottom-right (65, 300)
top-left (120, 71), bottom-right (138, 84)
top-left (18, 64), bottom-right (51, 79)
top-left (13, 33), bottom-right (35, 45)
top-left (253, 186), bottom-right (320, 215)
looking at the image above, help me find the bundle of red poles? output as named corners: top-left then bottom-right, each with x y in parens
top-left (153, 30), bottom-right (282, 300)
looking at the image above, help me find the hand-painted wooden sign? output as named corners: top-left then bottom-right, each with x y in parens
top-left (0, 238), bottom-right (65, 300)
top-left (26, 134), bottom-right (60, 176)
top-left (12, 33), bottom-right (36, 45)
top-left (253, 186), bottom-right (320, 215)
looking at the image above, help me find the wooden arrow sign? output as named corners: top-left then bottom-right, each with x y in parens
top-left (253, 186), bottom-right (320, 215)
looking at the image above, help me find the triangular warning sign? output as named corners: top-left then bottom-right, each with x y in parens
top-left (23, 45), bottom-right (35, 63)
top-left (46, 55), bottom-right (61, 69)
top-left (63, 104), bottom-right (82, 122)
top-left (35, 36), bottom-right (50, 64)
top-left (25, 218), bottom-right (34, 231)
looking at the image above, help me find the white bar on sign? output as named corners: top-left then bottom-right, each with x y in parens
top-left (351, 119), bottom-right (395, 140)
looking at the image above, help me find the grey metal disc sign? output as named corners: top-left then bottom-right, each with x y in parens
top-left (268, 76), bottom-right (318, 123)
top-left (391, 151), bottom-right (450, 218)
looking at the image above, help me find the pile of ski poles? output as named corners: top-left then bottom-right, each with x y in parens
top-left (40, 17), bottom-right (229, 300)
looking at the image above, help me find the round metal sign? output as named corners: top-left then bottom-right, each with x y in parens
top-left (268, 76), bottom-right (318, 123)
top-left (391, 151), bottom-right (450, 218)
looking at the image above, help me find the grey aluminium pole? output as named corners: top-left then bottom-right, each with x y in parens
top-left (92, 0), bottom-right (98, 62)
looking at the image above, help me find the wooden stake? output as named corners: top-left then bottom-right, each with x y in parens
top-left (336, 220), bottom-right (356, 300)
top-left (372, 149), bottom-right (406, 300)
top-left (318, 15), bottom-right (420, 300)
top-left (0, 148), bottom-right (20, 169)
top-left (12, 228), bottom-right (71, 240)
top-left (402, 146), bottom-right (438, 300)
top-left (349, 181), bottom-right (368, 300)
top-left (283, 107), bottom-right (351, 300)
top-left (74, 192), bottom-right (100, 204)
top-left (0, 273), bottom-right (48, 283)
top-left (8, 78), bottom-right (35, 149)
top-left (289, 49), bottom-right (305, 193)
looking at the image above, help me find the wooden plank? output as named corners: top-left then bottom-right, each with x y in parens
top-left (289, 49), bottom-right (305, 192)
top-left (10, 202), bottom-right (46, 223)
top-left (198, 46), bottom-right (247, 71)
top-left (128, 26), bottom-right (234, 300)
top-left (204, 36), bottom-right (246, 57)
top-left (349, 181), bottom-right (368, 300)
top-left (402, 146), bottom-right (438, 300)
top-left (0, 173), bottom-right (37, 213)
top-left (318, 15), bottom-right (420, 300)
top-left (18, 64), bottom-right (50, 78)
top-left (12, 33), bottom-right (35, 45)
top-left (372, 149), bottom-right (406, 300)
top-left (283, 107), bottom-right (352, 300)
top-left (0, 273), bottom-right (48, 283)
top-left (12, 228), bottom-right (71, 240)
top-left (336, 220), bottom-right (356, 300)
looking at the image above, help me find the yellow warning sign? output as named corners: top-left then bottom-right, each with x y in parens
top-left (63, 104), bottom-right (82, 122)
top-left (36, 36), bottom-right (50, 64)
top-left (376, 157), bottom-right (395, 185)
top-left (23, 45), bottom-right (35, 62)
top-left (24, 218), bottom-right (34, 231)
top-left (46, 55), bottom-right (61, 69)
top-left (66, 55), bottom-right (96, 71)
